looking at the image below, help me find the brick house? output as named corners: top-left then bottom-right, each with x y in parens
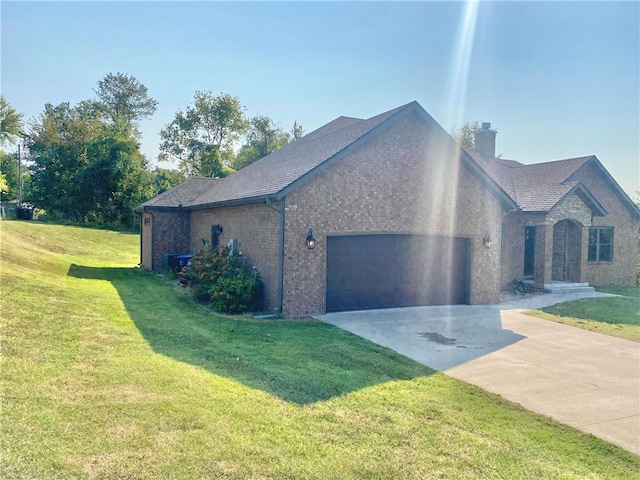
top-left (136, 101), bottom-right (640, 317)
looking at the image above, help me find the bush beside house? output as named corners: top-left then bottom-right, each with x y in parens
top-left (179, 247), bottom-right (264, 314)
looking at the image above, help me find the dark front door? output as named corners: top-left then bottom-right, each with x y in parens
top-left (524, 226), bottom-right (536, 277)
top-left (326, 234), bottom-right (470, 312)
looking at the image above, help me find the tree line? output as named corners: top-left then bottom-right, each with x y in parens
top-left (0, 73), bottom-right (303, 228)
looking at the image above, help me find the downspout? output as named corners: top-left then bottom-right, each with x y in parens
top-left (266, 198), bottom-right (284, 313)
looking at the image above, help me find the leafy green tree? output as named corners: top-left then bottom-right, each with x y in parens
top-left (153, 167), bottom-right (185, 195)
top-left (0, 151), bottom-right (21, 200)
top-left (159, 91), bottom-right (247, 176)
top-left (27, 101), bottom-right (154, 227)
top-left (94, 72), bottom-right (158, 123)
top-left (233, 115), bottom-right (291, 170)
top-left (451, 121), bottom-right (481, 148)
top-left (0, 173), bottom-right (8, 199)
top-left (79, 120), bottom-right (155, 226)
top-left (27, 102), bottom-right (106, 218)
top-left (291, 120), bottom-right (305, 140)
top-left (0, 95), bottom-right (24, 146)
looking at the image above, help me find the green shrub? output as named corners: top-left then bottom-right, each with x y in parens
top-left (179, 247), bottom-right (263, 313)
top-left (211, 266), bottom-right (263, 314)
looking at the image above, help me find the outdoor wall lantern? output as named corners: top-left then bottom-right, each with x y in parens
top-left (483, 233), bottom-right (492, 249)
top-left (305, 229), bottom-right (316, 250)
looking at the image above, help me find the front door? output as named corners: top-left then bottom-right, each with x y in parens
top-left (524, 226), bottom-right (536, 277)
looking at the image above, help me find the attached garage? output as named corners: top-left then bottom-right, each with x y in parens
top-left (326, 234), bottom-right (471, 312)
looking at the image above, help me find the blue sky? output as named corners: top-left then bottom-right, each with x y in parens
top-left (2, 1), bottom-right (638, 196)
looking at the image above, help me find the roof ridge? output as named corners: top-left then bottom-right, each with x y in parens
top-left (514, 155), bottom-right (593, 168)
top-left (301, 116), bottom-right (363, 142)
top-left (308, 102), bottom-right (414, 144)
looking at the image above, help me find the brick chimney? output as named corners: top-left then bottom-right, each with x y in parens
top-left (474, 122), bottom-right (497, 159)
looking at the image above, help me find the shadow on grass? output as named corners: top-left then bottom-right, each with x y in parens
top-left (68, 264), bottom-right (434, 405)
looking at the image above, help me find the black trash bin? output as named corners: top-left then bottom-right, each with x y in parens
top-left (17, 207), bottom-right (34, 220)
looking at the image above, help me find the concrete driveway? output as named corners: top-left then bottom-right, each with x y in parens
top-left (317, 292), bottom-right (640, 455)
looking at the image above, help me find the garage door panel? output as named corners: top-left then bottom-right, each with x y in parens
top-left (326, 234), bottom-right (470, 312)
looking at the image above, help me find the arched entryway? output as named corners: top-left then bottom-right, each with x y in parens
top-left (552, 219), bottom-right (582, 282)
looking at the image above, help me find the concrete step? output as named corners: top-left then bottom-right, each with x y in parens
top-left (543, 282), bottom-right (595, 294)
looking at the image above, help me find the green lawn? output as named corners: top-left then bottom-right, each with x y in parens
top-left (2, 220), bottom-right (638, 479)
top-left (526, 286), bottom-right (640, 342)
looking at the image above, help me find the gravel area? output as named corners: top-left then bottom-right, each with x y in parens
top-left (498, 290), bottom-right (548, 304)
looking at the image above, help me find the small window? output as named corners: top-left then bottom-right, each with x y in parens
top-left (588, 227), bottom-right (613, 262)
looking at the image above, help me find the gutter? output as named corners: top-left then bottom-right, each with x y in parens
top-left (266, 197), bottom-right (285, 314)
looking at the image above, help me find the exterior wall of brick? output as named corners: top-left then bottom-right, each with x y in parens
top-left (190, 203), bottom-right (281, 311)
top-left (281, 113), bottom-right (504, 317)
top-left (148, 210), bottom-right (190, 272)
top-left (573, 163), bottom-right (639, 286)
top-left (499, 170), bottom-right (638, 289)
top-left (500, 213), bottom-right (547, 287)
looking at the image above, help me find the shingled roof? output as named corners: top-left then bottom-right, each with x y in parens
top-left (137, 101), bottom-right (516, 212)
top-left (138, 101), bottom-right (638, 220)
top-left (190, 103), bottom-right (411, 207)
top-left (136, 177), bottom-right (221, 210)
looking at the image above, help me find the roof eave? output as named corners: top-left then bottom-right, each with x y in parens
top-left (571, 184), bottom-right (607, 217)
top-left (138, 205), bottom-right (190, 213)
top-left (568, 156), bottom-right (640, 220)
top-left (188, 194), bottom-right (277, 210)
top-left (276, 103), bottom-right (518, 213)
top-left (458, 151), bottom-right (518, 212)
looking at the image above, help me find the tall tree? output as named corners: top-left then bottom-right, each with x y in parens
top-left (0, 95), bottom-right (24, 146)
top-left (291, 120), bottom-right (305, 141)
top-left (451, 121), bottom-right (481, 148)
top-left (27, 101), bottom-right (154, 227)
top-left (233, 115), bottom-right (291, 170)
top-left (78, 120), bottom-right (155, 226)
top-left (27, 101), bottom-right (105, 217)
top-left (153, 167), bottom-right (185, 195)
top-left (94, 72), bottom-right (158, 123)
top-left (0, 151), bottom-right (22, 200)
top-left (159, 91), bottom-right (247, 176)
top-left (0, 173), bottom-right (8, 199)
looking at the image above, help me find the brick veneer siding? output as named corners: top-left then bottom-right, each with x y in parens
top-left (281, 112), bottom-right (504, 317)
top-left (500, 213), bottom-right (544, 288)
top-left (190, 203), bottom-right (281, 312)
top-left (572, 163), bottom-right (639, 286)
top-left (148, 210), bottom-right (190, 272)
top-left (499, 170), bottom-right (639, 289)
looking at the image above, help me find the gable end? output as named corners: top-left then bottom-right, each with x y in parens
top-left (568, 156), bottom-right (640, 220)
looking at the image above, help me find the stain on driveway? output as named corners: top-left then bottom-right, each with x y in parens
top-left (318, 301), bottom-right (639, 455)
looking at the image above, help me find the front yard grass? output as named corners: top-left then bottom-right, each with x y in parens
top-left (525, 286), bottom-right (640, 342)
top-left (2, 220), bottom-right (639, 479)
